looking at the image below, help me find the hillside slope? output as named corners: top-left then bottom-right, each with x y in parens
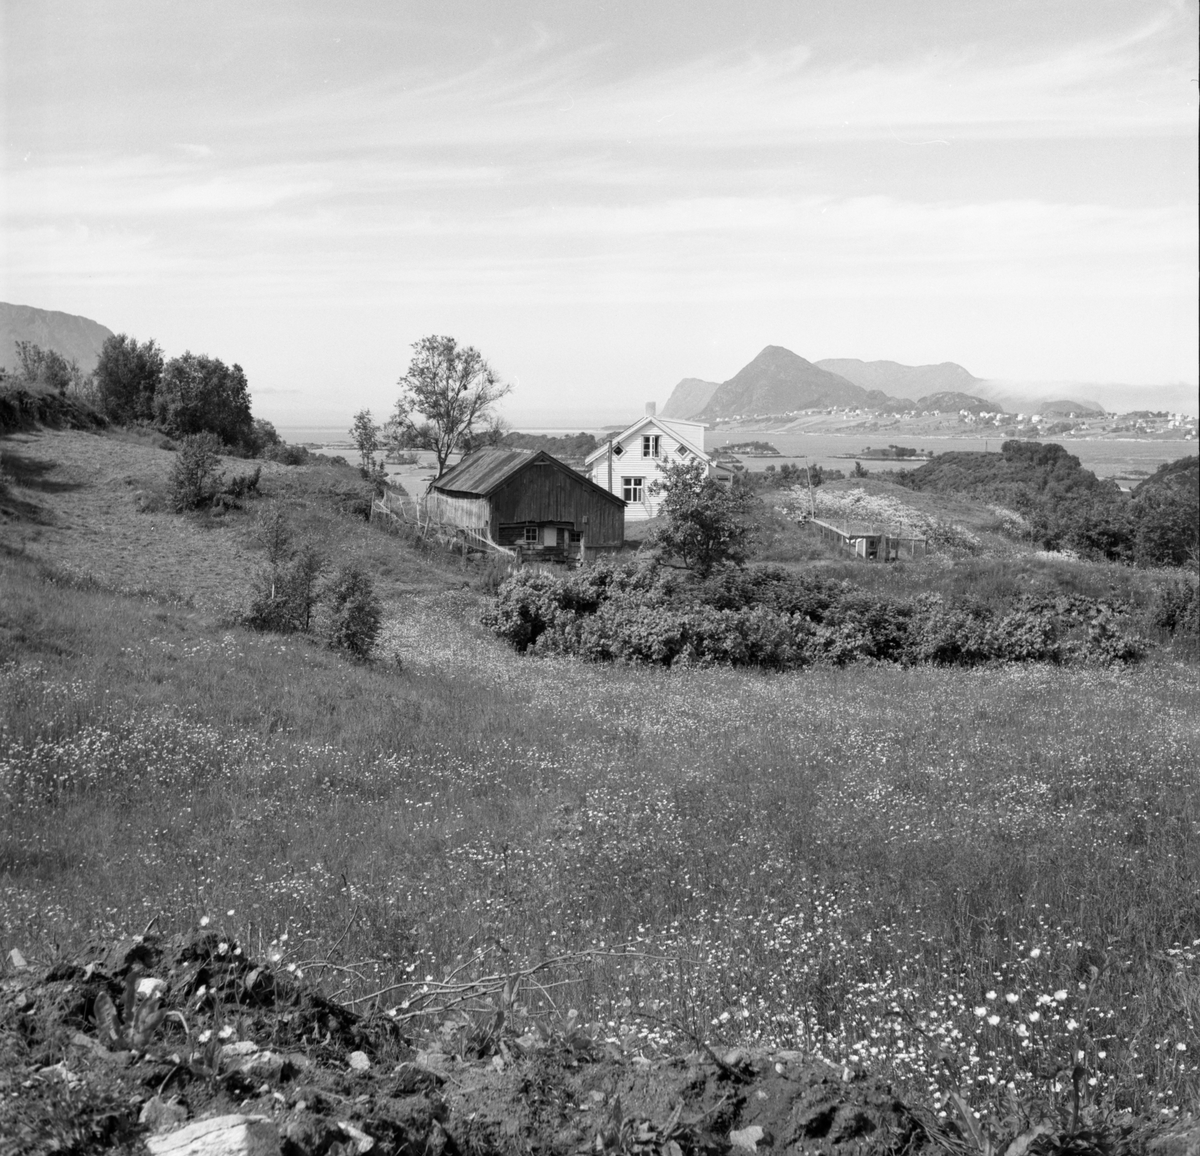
top-left (0, 302), bottom-right (114, 373)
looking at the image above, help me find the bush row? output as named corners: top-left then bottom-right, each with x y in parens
top-left (481, 560), bottom-right (1145, 669)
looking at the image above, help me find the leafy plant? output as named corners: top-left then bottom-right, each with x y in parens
top-left (168, 431), bottom-right (224, 511)
top-left (92, 971), bottom-right (168, 1051)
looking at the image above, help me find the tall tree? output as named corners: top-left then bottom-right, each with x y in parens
top-left (385, 335), bottom-right (510, 480)
top-left (349, 409), bottom-right (382, 469)
top-left (94, 334), bottom-right (164, 423)
top-left (154, 352), bottom-right (254, 448)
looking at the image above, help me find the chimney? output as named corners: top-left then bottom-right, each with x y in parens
top-left (645, 402), bottom-right (657, 417)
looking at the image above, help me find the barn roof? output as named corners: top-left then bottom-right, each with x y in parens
top-left (431, 447), bottom-right (535, 496)
top-left (432, 447), bottom-right (625, 505)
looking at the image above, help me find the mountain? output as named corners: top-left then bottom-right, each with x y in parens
top-left (697, 346), bottom-right (872, 420)
top-left (914, 392), bottom-right (1004, 414)
top-left (0, 302), bottom-right (114, 375)
top-left (661, 378), bottom-right (721, 419)
top-left (816, 358), bottom-right (979, 398)
top-left (973, 384), bottom-right (1105, 416)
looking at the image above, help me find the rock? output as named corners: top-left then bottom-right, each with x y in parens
top-left (337, 1120), bottom-right (375, 1153)
top-left (140, 1095), bottom-right (189, 1132)
top-left (145, 1114), bottom-right (280, 1156)
top-left (7, 947), bottom-right (28, 970)
top-left (730, 1125), bottom-right (767, 1151)
top-left (347, 1049), bottom-right (371, 1072)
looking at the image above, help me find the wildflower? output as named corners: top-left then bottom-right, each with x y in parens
top-left (1030, 948), bottom-right (1042, 958)
top-left (1054, 990), bottom-right (1068, 1001)
top-left (199, 916), bottom-right (210, 928)
top-left (985, 990), bottom-right (997, 1001)
top-left (1028, 1012), bottom-right (1041, 1023)
top-left (226, 909), bottom-right (235, 917)
top-left (197, 1029), bottom-right (212, 1043)
top-left (1006, 993), bottom-right (1019, 1004)
top-left (974, 1007), bottom-right (987, 1017)
top-left (218, 1025), bottom-right (235, 1040)
top-left (1098, 1051), bottom-right (1107, 1059)
top-left (1016, 1024), bottom-right (1029, 1038)
top-left (217, 942), bottom-right (229, 956)
top-left (1067, 1019), bottom-right (1080, 1031)
top-left (987, 1015), bottom-right (1001, 1027)
top-left (1178, 1043), bottom-right (1188, 1052)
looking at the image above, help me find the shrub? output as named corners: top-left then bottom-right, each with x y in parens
top-left (325, 564), bottom-right (383, 659)
top-left (483, 560), bottom-right (1143, 671)
top-left (169, 432), bottom-right (224, 511)
top-left (1149, 575), bottom-right (1199, 637)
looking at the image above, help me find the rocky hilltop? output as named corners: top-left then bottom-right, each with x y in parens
top-left (0, 302), bottom-right (114, 374)
top-left (696, 346), bottom-right (872, 420)
top-left (659, 377), bottom-right (721, 419)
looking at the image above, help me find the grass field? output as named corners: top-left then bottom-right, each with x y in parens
top-left (1, 427), bottom-right (1198, 1130)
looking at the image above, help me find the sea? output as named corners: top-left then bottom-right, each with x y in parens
top-left (275, 425), bottom-right (1194, 483)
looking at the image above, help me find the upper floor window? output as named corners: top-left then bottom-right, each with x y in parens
top-left (642, 434), bottom-right (661, 458)
top-left (622, 476), bottom-right (644, 503)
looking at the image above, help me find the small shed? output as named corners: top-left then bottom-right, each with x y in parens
top-left (809, 517), bottom-right (927, 561)
top-left (427, 447), bottom-right (625, 559)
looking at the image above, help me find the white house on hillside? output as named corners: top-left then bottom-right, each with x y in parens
top-left (584, 404), bottom-right (733, 520)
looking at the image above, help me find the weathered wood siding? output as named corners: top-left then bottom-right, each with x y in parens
top-left (425, 492), bottom-right (490, 531)
top-left (489, 461), bottom-right (624, 545)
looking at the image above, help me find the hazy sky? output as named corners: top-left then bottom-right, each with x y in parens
top-left (2, 0), bottom-right (1196, 425)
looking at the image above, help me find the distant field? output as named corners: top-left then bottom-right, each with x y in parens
top-left (1, 427), bottom-right (1198, 1126)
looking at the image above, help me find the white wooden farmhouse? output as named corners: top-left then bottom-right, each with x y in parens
top-left (584, 404), bottom-right (733, 520)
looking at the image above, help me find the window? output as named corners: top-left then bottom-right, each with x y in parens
top-left (642, 434), bottom-right (661, 458)
top-left (523, 526), bottom-right (539, 544)
top-left (611, 443), bottom-right (624, 457)
top-left (676, 445), bottom-right (690, 458)
top-left (622, 476), bottom-right (644, 503)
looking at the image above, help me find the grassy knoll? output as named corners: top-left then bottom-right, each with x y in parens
top-left (1, 428), bottom-right (1198, 1130)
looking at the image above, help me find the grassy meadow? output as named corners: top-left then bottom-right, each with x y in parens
top-left (1, 428), bottom-right (1198, 1130)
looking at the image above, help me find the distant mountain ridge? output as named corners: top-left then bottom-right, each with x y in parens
top-left (815, 358), bottom-right (979, 398)
top-left (696, 346), bottom-right (875, 420)
top-left (660, 378), bottom-right (721, 419)
top-left (0, 302), bottom-right (114, 374)
top-left (663, 346), bottom-right (1005, 420)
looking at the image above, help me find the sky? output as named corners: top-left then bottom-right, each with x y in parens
top-left (2, 0), bottom-right (1196, 426)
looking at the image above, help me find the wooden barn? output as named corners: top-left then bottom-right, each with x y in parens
top-left (426, 447), bottom-right (625, 560)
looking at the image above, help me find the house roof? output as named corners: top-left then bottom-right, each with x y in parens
top-left (432, 446), bottom-right (625, 505)
top-left (584, 415), bottom-right (710, 466)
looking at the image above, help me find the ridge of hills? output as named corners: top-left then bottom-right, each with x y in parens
top-left (0, 301), bottom-right (114, 374)
top-left (662, 346), bottom-right (1118, 422)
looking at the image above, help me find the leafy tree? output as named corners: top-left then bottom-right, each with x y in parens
top-left (169, 432), bottom-right (224, 511)
top-left (646, 458), bottom-right (756, 577)
top-left (385, 335), bottom-right (511, 480)
top-left (11, 341), bottom-right (79, 395)
top-left (94, 334), bottom-right (164, 422)
top-left (154, 352), bottom-right (253, 448)
top-left (350, 409), bottom-right (382, 469)
top-left (325, 564), bottom-right (383, 658)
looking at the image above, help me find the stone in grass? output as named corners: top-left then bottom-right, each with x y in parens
top-left (139, 1096), bottom-right (189, 1133)
top-left (1148, 1124), bottom-right (1200, 1156)
top-left (348, 1049), bottom-right (371, 1072)
top-left (144, 1114), bottom-right (280, 1156)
